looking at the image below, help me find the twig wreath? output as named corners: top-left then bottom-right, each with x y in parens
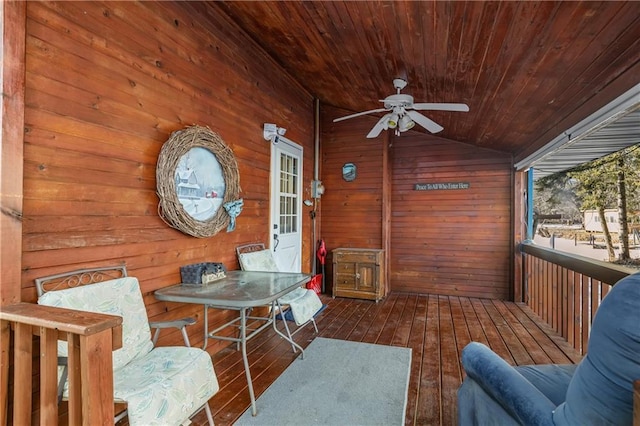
top-left (156, 125), bottom-right (241, 238)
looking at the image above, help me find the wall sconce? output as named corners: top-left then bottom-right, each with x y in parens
top-left (263, 123), bottom-right (287, 144)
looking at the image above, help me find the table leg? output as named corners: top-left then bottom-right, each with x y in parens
top-left (272, 301), bottom-right (305, 359)
top-left (240, 308), bottom-right (257, 416)
top-left (202, 305), bottom-right (209, 350)
top-left (275, 300), bottom-right (297, 353)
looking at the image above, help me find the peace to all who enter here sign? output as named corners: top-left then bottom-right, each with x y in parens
top-left (414, 182), bottom-right (470, 190)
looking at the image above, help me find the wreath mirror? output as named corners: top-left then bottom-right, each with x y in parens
top-left (156, 125), bottom-right (241, 238)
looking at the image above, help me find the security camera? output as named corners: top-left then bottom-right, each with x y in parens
top-left (277, 127), bottom-right (287, 136)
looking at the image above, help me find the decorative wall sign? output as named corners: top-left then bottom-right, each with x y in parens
top-left (414, 182), bottom-right (470, 191)
top-left (342, 162), bottom-right (357, 181)
top-left (156, 125), bottom-right (241, 238)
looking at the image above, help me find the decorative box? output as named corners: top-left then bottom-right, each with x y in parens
top-left (180, 262), bottom-right (226, 285)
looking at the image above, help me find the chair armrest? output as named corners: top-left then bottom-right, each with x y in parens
top-left (149, 317), bottom-right (196, 347)
top-left (149, 317), bottom-right (196, 330)
top-left (461, 342), bottom-right (555, 426)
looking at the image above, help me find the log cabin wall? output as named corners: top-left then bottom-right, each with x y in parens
top-left (390, 134), bottom-right (513, 299)
top-left (20, 1), bottom-right (315, 350)
top-left (319, 105), bottom-right (389, 294)
top-left (321, 105), bottom-right (513, 300)
top-left (319, 107), bottom-right (386, 249)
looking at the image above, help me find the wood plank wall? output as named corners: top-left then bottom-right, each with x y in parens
top-left (319, 105), bottom-right (388, 293)
top-left (320, 105), bottom-right (514, 299)
top-left (391, 133), bottom-right (513, 299)
top-left (20, 1), bottom-right (315, 348)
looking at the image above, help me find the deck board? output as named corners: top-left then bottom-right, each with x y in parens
top-left (439, 296), bottom-right (462, 425)
top-left (404, 294), bottom-right (428, 426)
top-left (188, 292), bottom-right (581, 425)
top-left (417, 295), bottom-right (442, 425)
top-left (470, 298), bottom-right (513, 363)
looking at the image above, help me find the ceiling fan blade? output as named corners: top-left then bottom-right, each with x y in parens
top-left (333, 108), bottom-right (389, 122)
top-left (407, 110), bottom-right (444, 133)
top-left (366, 113), bottom-right (391, 138)
top-left (411, 103), bottom-right (469, 112)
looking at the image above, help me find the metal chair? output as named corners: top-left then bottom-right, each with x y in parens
top-left (36, 264), bottom-right (219, 426)
top-left (236, 243), bottom-right (322, 344)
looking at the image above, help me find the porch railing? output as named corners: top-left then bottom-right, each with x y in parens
top-left (1, 302), bottom-right (122, 425)
top-left (521, 241), bottom-right (634, 355)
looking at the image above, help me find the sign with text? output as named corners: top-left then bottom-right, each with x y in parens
top-left (414, 182), bottom-right (470, 191)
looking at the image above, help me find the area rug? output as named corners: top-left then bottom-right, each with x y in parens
top-left (234, 337), bottom-right (412, 425)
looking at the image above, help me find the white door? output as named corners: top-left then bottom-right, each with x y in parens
top-left (270, 137), bottom-right (303, 272)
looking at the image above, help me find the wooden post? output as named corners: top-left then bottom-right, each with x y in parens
top-left (0, 0), bottom-right (26, 307)
top-left (40, 327), bottom-right (59, 422)
top-left (1, 320), bottom-right (11, 426)
top-left (512, 169), bottom-right (526, 303)
top-left (13, 322), bottom-right (33, 424)
top-left (67, 333), bottom-right (83, 424)
top-left (80, 331), bottom-right (115, 424)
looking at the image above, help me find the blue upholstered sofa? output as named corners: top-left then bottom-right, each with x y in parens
top-left (458, 272), bottom-right (640, 425)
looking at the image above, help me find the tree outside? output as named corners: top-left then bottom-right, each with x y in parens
top-left (534, 144), bottom-right (640, 265)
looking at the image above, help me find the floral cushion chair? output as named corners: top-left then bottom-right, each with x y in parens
top-left (37, 268), bottom-right (219, 426)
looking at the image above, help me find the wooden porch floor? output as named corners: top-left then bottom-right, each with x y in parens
top-left (196, 292), bottom-right (582, 425)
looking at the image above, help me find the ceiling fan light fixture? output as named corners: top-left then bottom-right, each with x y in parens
top-left (399, 115), bottom-right (415, 132)
top-left (387, 113), bottom-right (399, 129)
top-left (333, 79), bottom-right (468, 137)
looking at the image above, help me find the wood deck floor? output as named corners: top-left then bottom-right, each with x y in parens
top-left (195, 292), bottom-right (582, 425)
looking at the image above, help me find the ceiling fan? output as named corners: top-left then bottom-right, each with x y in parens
top-left (333, 78), bottom-right (469, 138)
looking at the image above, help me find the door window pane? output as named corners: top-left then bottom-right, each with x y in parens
top-left (278, 153), bottom-right (298, 234)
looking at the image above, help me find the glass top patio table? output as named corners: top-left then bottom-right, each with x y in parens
top-left (154, 270), bottom-right (311, 308)
top-left (154, 269), bottom-right (312, 417)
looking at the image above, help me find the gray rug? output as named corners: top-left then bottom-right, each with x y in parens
top-left (234, 337), bottom-right (412, 426)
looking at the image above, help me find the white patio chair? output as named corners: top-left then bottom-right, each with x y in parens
top-left (36, 265), bottom-right (219, 426)
top-left (236, 243), bottom-right (322, 344)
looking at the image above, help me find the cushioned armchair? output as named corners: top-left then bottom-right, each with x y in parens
top-left (458, 272), bottom-right (640, 425)
top-left (36, 265), bottom-right (219, 426)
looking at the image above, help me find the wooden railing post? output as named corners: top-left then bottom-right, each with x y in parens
top-left (0, 303), bottom-right (122, 425)
top-left (1, 320), bottom-right (12, 426)
top-left (80, 331), bottom-right (116, 424)
top-left (13, 322), bottom-right (32, 424)
top-left (67, 333), bottom-right (82, 424)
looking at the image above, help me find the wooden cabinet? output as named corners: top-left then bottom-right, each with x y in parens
top-left (332, 248), bottom-right (386, 301)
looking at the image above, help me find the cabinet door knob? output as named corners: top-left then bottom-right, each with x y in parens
top-left (356, 272), bottom-right (361, 280)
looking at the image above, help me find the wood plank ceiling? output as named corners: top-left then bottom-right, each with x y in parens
top-left (214, 1), bottom-right (640, 163)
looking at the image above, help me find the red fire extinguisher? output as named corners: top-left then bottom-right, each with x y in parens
top-left (316, 239), bottom-right (327, 293)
